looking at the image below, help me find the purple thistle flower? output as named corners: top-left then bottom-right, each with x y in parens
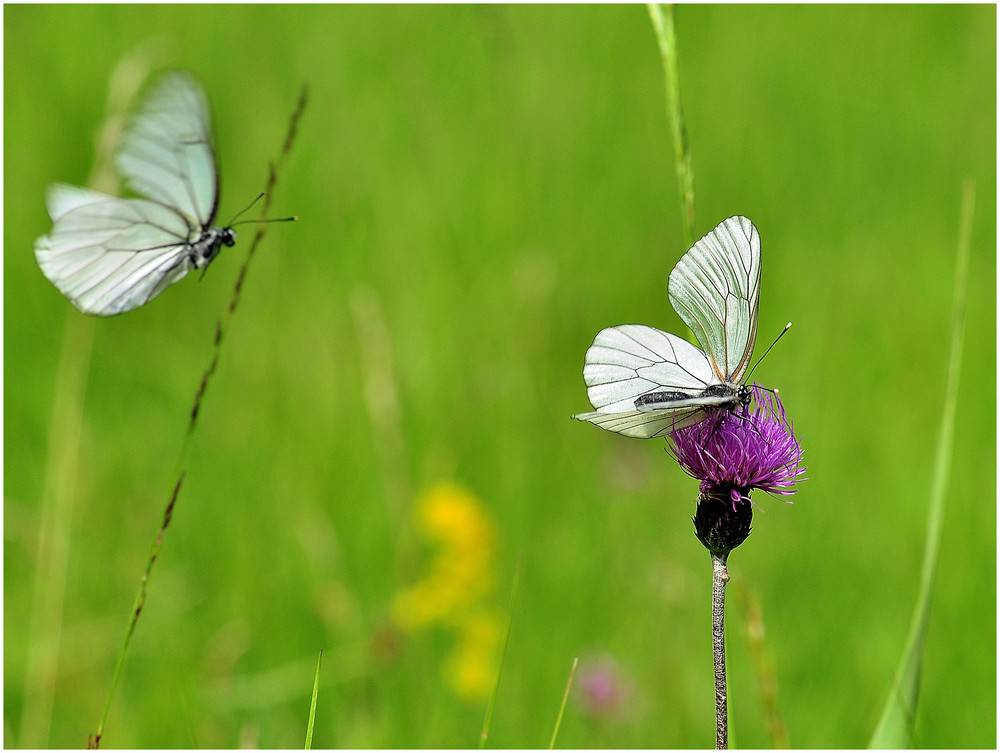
top-left (669, 384), bottom-right (806, 505)
top-left (668, 385), bottom-right (806, 556)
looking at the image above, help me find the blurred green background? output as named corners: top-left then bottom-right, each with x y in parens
top-left (4, 5), bottom-right (995, 748)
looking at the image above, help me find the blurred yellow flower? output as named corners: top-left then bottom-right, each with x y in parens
top-left (392, 482), bottom-right (501, 703)
top-left (446, 610), bottom-right (502, 702)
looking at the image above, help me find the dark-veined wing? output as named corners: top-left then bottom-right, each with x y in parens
top-left (572, 324), bottom-right (721, 439)
top-left (668, 216), bottom-right (761, 383)
top-left (34, 184), bottom-right (196, 316)
top-left (116, 70), bottom-right (218, 228)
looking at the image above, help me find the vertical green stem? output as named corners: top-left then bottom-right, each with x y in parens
top-left (648, 3), bottom-right (695, 248)
top-left (712, 553), bottom-right (729, 749)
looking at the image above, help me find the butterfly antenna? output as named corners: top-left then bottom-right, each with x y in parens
top-left (227, 192), bottom-right (298, 227)
top-left (745, 322), bottom-right (792, 381)
top-left (227, 193), bottom-right (264, 225)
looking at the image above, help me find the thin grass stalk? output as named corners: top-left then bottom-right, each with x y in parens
top-left (20, 313), bottom-right (94, 748)
top-left (349, 286), bottom-right (416, 569)
top-left (23, 58), bottom-right (138, 749)
top-left (89, 82), bottom-right (307, 749)
top-left (479, 553), bottom-right (522, 748)
top-left (548, 657), bottom-right (578, 749)
top-left (648, 3), bottom-right (695, 248)
top-left (735, 579), bottom-right (789, 748)
top-left (90, 473), bottom-right (183, 750)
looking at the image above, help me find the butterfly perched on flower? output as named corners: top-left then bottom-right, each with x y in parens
top-left (574, 216), bottom-right (762, 438)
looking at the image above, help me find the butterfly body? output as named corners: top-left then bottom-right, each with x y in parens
top-left (633, 382), bottom-right (749, 413)
top-left (634, 390), bottom-right (695, 408)
top-left (574, 216), bottom-right (762, 439)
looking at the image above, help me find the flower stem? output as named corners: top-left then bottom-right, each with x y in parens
top-left (712, 553), bottom-right (729, 749)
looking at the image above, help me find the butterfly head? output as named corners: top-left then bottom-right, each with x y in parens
top-left (737, 383), bottom-right (752, 410)
top-left (190, 226), bottom-right (236, 269)
top-left (716, 382), bottom-right (752, 410)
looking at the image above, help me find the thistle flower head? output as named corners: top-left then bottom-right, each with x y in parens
top-left (669, 384), bottom-right (806, 557)
top-left (669, 384), bottom-right (806, 507)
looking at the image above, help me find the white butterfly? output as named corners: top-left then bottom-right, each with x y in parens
top-left (35, 71), bottom-right (235, 316)
top-left (573, 215), bottom-right (762, 439)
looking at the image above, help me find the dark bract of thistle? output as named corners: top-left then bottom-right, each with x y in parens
top-left (692, 488), bottom-right (754, 557)
top-left (668, 384), bottom-right (806, 507)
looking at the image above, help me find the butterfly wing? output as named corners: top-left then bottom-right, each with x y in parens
top-left (668, 216), bottom-right (761, 383)
top-left (116, 70), bottom-right (218, 228)
top-left (35, 184), bottom-right (197, 316)
top-left (572, 324), bottom-right (721, 438)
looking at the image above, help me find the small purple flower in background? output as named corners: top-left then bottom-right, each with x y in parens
top-left (669, 384), bottom-right (806, 556)
top-left (574, 654), bottom-right (636, 722)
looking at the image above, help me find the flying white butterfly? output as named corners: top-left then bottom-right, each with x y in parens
top-left (573, 215), bottom-right (762, 439)
top-left (35, 71), bottom-right (238, 316)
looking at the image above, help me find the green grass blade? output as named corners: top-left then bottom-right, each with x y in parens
top-left (548, 657), bottom-right (578, 749)
top-left (868, 179), bottom-right (975, 748)
top-left (304, 650), bottom-right (324, 749)
top-left (648, 3), bottom-right (695, 248)
top-left (479, 553), bottom-right (522, 749)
